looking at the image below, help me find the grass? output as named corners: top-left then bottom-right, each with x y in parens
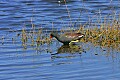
top-left (21, 27), bottom-right (51, 49)
top-left (20, 14), bottom-right (120, 51)
top-left (78, 15), bottom-right (120, 51)
top-left (19, 0), bottom-right (120, 51)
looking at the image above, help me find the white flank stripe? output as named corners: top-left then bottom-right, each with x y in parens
top-left (78, 35), bottom-right (84, 38)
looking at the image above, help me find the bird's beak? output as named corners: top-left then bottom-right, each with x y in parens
top-left (50, 35), bottom-right (53, 39)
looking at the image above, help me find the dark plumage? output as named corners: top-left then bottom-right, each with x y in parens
top-left (50, 31), bottom-right (84, 45)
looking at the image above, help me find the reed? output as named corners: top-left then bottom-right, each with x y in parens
top-left (21, 17), bottom-right (120, 50)
top-left (20, 2), bottom-right (119, 51)
top-left (21, 28), bottom-right (28, 49)
top-left (79, 15), bottom-right (120, 51)
top-left (21, 27), bottom-right (51, 49)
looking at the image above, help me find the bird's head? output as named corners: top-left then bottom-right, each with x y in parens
top-left (50, 33), bottom-right (53, 39)
top-left (50, 31), bottom-right (59, 39)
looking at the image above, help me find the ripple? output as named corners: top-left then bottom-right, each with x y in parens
top-left (0, 0), bottom-right (120, 80)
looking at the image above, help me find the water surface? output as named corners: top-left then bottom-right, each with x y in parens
top-left (0, 0), bottom-right (120, 80)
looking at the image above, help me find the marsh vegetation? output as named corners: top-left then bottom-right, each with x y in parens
top-left (0, 0), bottom-right (120, 80)
top-left (20, 13), bottom-right (120, 51)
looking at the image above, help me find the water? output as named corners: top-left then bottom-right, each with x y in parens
top-left (0, 0), bottom-right (120, 80)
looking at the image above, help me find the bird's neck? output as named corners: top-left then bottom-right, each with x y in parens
top-left (52, 33), bottom-right (62, 42)
top-left (54, 34), bottom-right (60, 40)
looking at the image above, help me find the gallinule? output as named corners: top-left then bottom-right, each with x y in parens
top-left (50, 31), bottom-right (84, 45)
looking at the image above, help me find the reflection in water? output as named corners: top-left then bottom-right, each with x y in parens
top-left (51, 44), bottom-right (86, 60)
top-left (57, 44), bottom-right (85, 54)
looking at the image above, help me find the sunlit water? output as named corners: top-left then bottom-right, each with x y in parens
top-left (0, 0), bottom-right (120, 80)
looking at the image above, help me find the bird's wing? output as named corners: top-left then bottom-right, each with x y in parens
top-left (64, 33), bottom-right (84, 40)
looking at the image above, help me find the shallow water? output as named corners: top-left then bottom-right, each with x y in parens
top-left (0, 0), bottom-right (120, 80)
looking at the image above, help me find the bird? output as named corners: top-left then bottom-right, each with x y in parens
top-left (50, 31), bottom-right (84, 45)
